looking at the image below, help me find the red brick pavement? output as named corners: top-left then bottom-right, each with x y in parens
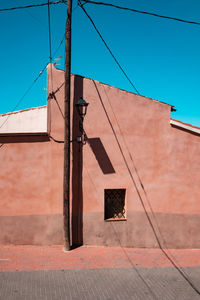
top-left (0, 245), bottom-right (200, 272)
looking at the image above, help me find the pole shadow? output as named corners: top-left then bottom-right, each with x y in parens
top-left (71, 75), bottom-right (84, 248)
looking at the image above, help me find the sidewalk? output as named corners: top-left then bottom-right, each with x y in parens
top-left (1, 245), bottom-right (200, 272)
top-left (1, 246), bottom-right (200, 300)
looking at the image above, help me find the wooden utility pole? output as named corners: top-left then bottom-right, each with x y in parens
top-left (63, 0), bottom-right (72, 251)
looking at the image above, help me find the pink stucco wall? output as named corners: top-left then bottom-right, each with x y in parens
top-left (0, 64), bottom-right (199, 248)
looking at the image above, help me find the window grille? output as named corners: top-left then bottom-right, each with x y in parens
top-left (104, 189), bottom-right (126, 220)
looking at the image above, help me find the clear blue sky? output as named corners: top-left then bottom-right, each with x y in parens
top-left (0, 0), bottom-right (199, 126)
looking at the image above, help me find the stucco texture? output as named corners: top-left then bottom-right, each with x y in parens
top-left (0, 64), bottom-right (199, 248)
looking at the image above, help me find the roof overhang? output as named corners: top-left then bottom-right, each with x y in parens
top-left (170, 119), bottom-right (200, 135)
top-left (0, 106), bottom-right (47, 136)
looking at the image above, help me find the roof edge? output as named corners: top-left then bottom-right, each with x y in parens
top-left (50, 64), bottom-right (173, 108)
top-left (0, 105), bottom-right (47, 117)
top-left (170, 119), bottom-right (200, 135)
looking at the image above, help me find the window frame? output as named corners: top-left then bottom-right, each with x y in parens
top-left (104, 188), bottom-right (127, 222)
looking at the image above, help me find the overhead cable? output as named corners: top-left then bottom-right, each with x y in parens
top-left (47, 0), bottom-right (54, 93)
top-left (0, 1), bottom-right (66, 12)
top-left (81, 0), bottom-right (200, 26)
top-left (0, 30), bottom-right (66, 130)
top-left (93, 80), bottom-right (200, 297)
top-left (0, 63), bottom-right (48, 130)
top-left (53, 33), bottom-right (65, 56)
top-left (79, 4), bottom-right (140, 94)
top-left (47, 1), bottom-right (53, 63)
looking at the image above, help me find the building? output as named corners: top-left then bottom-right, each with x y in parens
top-left (0, 64), bottom-right (199, 248)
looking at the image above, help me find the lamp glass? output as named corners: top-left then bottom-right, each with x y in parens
top-left (75, 97), bottom-right (89, 117)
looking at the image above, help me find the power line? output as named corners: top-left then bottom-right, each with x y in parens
top-left (79, 4), bottom-right (140, 94)
top-left (47, 1), bottom-right (53, 63)
top-left (49, 135), bottom-right (64, 143)
top-left (47, 0), bottom-right (54, 93)
top-left (53, 33), bottom-right (65, 56)
top-left (93, 80), bottom-right (200, 297)
top-left (0, 29), bottom-right (66, 130)
top-left (81, 0), bottom-right (200, 26)
top-left (10, 0), bottom-right (49, 28)
top-left (0, 1), bottom-right (66, 12)
top-left (50, 2), bottom-right (79, 58)
top-left (52, 0), bottom-right (80, 57)
top-left (0, 63), bottom-right (48, 130)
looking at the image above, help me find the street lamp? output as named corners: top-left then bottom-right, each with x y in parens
top-left (75, 97), bottom-right (89, 120)
top-left (75, 97), bottom-right (89, 144)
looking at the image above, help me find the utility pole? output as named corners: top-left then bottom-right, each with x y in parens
top-left (63, 0), bottom-right (72, 251)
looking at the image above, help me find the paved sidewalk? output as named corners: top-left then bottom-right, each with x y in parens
top-left (1, 245), bottom-right (200, 271)
top-left (1, 246), bottom-right (200, 299)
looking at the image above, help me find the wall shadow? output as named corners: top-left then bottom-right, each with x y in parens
top-left (88, 138), bottom-right (115, 174)
top-left (71, 75), bottom-right (84, 247)
top-left (92, 80), bottom-right (200, 296)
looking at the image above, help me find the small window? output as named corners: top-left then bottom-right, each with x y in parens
top-left (104, 189), bottom-right (126, 221)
